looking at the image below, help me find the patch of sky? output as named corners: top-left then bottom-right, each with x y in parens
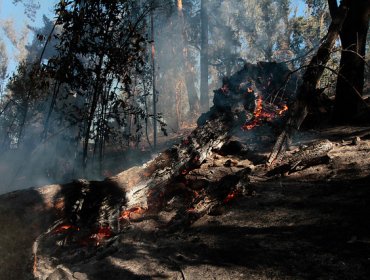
top-left (0, 0), bottom-right (58, 77)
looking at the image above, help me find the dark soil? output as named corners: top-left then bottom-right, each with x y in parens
top-left (53, 177), bottom-right (370, 280)
top-left (1, 126), bottom-right (370, 279)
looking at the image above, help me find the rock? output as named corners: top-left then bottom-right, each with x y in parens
top-left (46, 267), bottom-right (73, 280)
top-left (352, 136), bottom-right (361, 145)
top-left (73, 272), bottom-right (89, 280)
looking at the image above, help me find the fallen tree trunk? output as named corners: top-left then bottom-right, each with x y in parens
top-left (267, 2), bottom-right (349, 165)
top-left (111, 113), bottom-right (231, 211)
top-left (1, 61), bottom-right (301, 279)
top-left (32, 113), bottom-right (254, 278)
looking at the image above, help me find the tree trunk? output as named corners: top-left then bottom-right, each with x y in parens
top-left (268, 1), bottom-right (349, 165)
top-left (184, 61), bottom-right (200, 114)
top-left (332, 0), bottom-right (370, 123)
top-left (151, 11), bottom-right (157, 148)
top-left (200, 0), bottom-right (209, 112)
top-left (178, 1), bottom-right (200, 117)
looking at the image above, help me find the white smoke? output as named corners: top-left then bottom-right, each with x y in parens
top-left (1, 18), bottom-right (30, 63)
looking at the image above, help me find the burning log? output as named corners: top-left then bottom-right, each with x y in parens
top-left (29, 61), bottom-right (297, 279)
top-left (31, 112), bottom-right (253, 278)
top-left (198, 62), bottom-right (296, 129)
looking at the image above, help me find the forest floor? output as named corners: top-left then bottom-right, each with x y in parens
top-left (0, 125), bottom-right (370, 279)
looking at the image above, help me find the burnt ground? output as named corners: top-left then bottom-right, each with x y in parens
top-left (52, 179), bottom-right (370, 280)
top-left (1, 126), bottom-right (370, 279)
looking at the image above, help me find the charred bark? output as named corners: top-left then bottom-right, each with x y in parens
top-left (331, 0), bottom-right (370, 123)
top-left (31, 113), bottom-right (253, 278)
top-left (25, 61), bottom-right (300, 278)
top-left (267, 139), bottom-right (333, 176)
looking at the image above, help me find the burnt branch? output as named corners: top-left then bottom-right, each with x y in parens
top-left (267, 139), bottom-right (333, 176)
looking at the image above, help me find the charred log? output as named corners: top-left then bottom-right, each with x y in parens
top-left (31, 112), bottom-right (254, 278)
top-left (27, 61), bottom-right (301, 279)
top-left (267, 139), bottom-right (333, 176)
top-left (198, 62), bottom-right (297, 127)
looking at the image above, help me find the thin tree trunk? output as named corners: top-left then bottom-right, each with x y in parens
top-left (151, 11), bottom-right (157, 149)
top-left (82, 53), bottom-right (104, 170)
top-left (82, 9), bottom-right (112, 170)
top-left (200, 0), bottom-right (209, 112)
top-left (42, 81), bottom-right (61, 141)
top-left (184, 61), bottom-right (200, 114)
top-left (177, 2), bottom-right (200, 115)
top-left (175, 80), bottom-right (182, 128)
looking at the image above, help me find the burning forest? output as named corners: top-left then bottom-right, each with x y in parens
top-left (0, 0), bottom-right (370, 280)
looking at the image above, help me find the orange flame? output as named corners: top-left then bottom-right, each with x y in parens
top-left (177, 0), bottom-right (183, 11)
top-left (243, 94), bottom-right (288, 130)
top-left (243, 95), bottom-right (263, 130)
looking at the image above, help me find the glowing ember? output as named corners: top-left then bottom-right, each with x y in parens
top-left (120, 207), bottom-right (146, 220)
top-left (53, 224), bottom-right (79, 234)
top-left (223, 190), bottom-right (239, 204)
top-left (278, 104), bottom-right (288, 115)
top-left (80, 226), bottom-right (113, 246)
top-left (95, 226), bottom-right (112, 241)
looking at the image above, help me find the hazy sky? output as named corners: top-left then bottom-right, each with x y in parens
top-left (0, 0), bottom-right (57, 76)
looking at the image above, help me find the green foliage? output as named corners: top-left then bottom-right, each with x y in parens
top-left (0, 0), bottom-right (162, 176)
top-left (45, 0), bottom-right (155, 168)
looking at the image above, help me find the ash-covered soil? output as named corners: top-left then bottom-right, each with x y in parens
top-left (1, 126), bottom-right (370, 280)
top-left (98, 177), bottom-right (370, 280)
